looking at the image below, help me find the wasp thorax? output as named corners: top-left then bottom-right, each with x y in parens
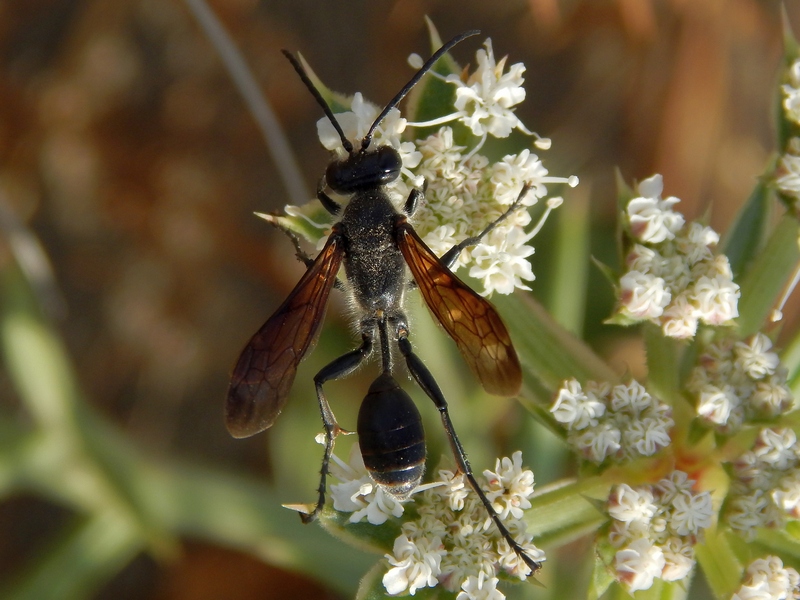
top-left (357, 373), bottom-right (426, 499)
top-left (326, 144), bottom-right (402, 194)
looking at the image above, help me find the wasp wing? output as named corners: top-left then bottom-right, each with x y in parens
top-left (226, 233), bottom-right (344, 438)
top-left (395, 220), bottom-right (522, 396)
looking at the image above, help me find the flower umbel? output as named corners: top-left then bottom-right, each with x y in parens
top-left (686, 333), bottom-right (794, 433)
top-left (605, 471), bottom-right (713, 592)
top-left (550, 379), bottom-right (673, 464)
top-left (614, 174), bottom-right (740, 338)
top-left (329, 448), bottom-right (544, 598)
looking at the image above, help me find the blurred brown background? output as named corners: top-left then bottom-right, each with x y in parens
top-left (0, 0), bottom-right (797, 598)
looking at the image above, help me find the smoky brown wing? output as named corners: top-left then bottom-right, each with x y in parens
top-left (225, 233), bottom-right (344, 438)
top-left (396, 222), bottom-right (522, 397)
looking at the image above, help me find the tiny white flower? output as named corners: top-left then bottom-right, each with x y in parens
top-left (456, 573), bottom-right (505, 600)
top-left (772, 469), bottom-right (800, 518)
top-left (697, 384), bottom-right (740, 426)
top-left (383, 534), bottom-right (445, 595)
top-left (669, 491), bottom-right (714, 536)
top-left (623, 417), bottom-right (672, 457)
top-left (776, 152), bottom-right (800, 199)
top-left (675, 222), bottom-right (718, 265)
top-left (573, 422), bottom-right (622, 463)
top-left (691, 274), bottom-right (740, 324)
top-left (615, 537), bottom-right (666, 593)
top-left (491, 150), bottom-right (549, 205)
top-left (661, 293), bottom-right (699, 339)
top-left (610, 380), bottom-right (652, 415)
top-left (483, 451), bottom-right (534, 520)
top-left (654, 471), bottom-right (694, 505)
top-left (620, 270), bottom-right (671, 319)
top-left (608, 484), bottom-right (658, 524)
top-left (550, 379), bottom-right (605, 430)
top-left (751, 378), bottom-right (793, 417)
top-left (733, 556), bottom-right (800, 600)
top-left (468, 227), bottom-right (535, 296)
top-left (660, 537), bottom-right (695, 582)
top-left (735, 333), bottom-right (780, 380)
top-left (754, 428), bottom-right (798, 471)
top-left (626, 244), bottom-right (662, 274)
top-left (627, 174), bottom-right (685, 243)
top-left (726, 490), bottom-right (778, 539)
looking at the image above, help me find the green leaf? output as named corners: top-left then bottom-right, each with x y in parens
top-left (736, 215), bottom-right (800, 337)
top-left (318, 506), bottom-right (402, 555)
top-left (720, 167), bottom-right (774, 278)
top-left (526, 477), bottom-right (610, 546)
top-left (256, 203), bottom-right (333, 246)
top-left (547, 186), bottom-right (592, 336)
top-left (693, 529), bottom-right (742, 600)
top-left (754, 528), bottom-right (800, 562)
top-left (355, 561), bottom-right (391, 600)
top-left (493, 293), bottom-right (617, 395)
top-left (588, 537), bottom-right (616, 600)
top-left (295, 53), bottom-right (352, 114)
top-left (643, 323), bottom-right (682, 401)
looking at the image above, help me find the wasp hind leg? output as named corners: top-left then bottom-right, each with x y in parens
top-left (301, 333), bottom-right (374, 523)
top-left (396, 331), bottom-right (542, 575)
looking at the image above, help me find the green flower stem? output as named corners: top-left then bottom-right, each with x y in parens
top-left (694, 528), bottom-right (743, 600)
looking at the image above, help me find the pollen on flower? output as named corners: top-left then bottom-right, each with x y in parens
top-left (615, 174), bottom-right (740, 338)
top-left (550, 379), bottom-right (673, 464)
top-left (605, 471), bottom-right (713, 592)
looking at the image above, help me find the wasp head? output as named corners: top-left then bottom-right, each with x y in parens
top-left (325, 144), bottom-right (402, 194)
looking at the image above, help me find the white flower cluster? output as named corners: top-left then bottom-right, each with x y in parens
top-left (607, 471), bottom-right (714, 593)
top-left (309, 36), bottom-right (578, 296)
top-left (732, 556), bottom-right (800, 600)
top-left (550, 379), bottom-right (674, 464)
top-left (329, 447), bottom-right (544, 598)
top-left (777, 59), bottom-right (800, 201)
top-left (726, 428), bottom-right (800, 540)
top-left (617, 174), bottom-right (740, 338)
top-left (686, 333), bottom-right (794, 433)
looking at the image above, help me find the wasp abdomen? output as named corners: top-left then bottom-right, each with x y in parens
top-left (357, 373), bottom-right (425, 499)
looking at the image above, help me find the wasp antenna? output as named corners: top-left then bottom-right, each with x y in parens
top-left (362, 29), bottom-right (480, 150)
top-left (282, 49), bottom-right (354, 155)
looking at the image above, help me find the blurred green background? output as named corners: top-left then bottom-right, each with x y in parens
top-left (0, 0), bottom-right (798, 598)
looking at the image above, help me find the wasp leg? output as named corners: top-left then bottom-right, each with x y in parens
top-left (302, 332), bottom-right (374, 523)
top-left (396, 332), bottom-right (541, 575)
top-left (439, 183), bottom-right (533, 270)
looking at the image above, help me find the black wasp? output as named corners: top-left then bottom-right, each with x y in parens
top-left (226, 30), bottom-right (540, 574)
